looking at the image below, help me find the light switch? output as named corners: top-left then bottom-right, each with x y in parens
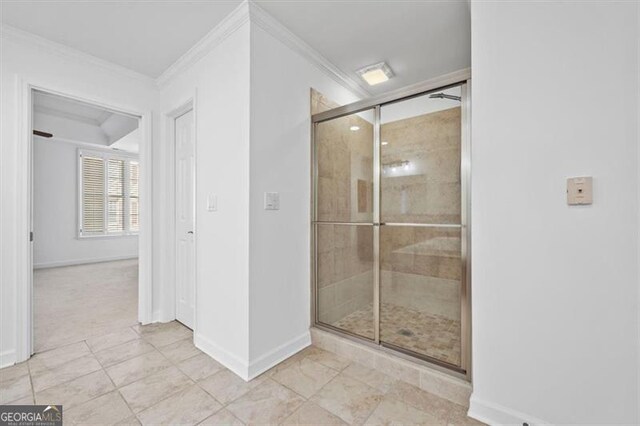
top-left (567, 177), bottom-right (593, 205)
top-left (207, 194), bottom-right (217, 212)
top-left (264, 192), bottom-right (280, 210)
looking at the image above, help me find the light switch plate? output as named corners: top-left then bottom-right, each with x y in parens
top-left (264, 192), bottom-right (280, 210)
top-left (567, 177), bottom-right (593, 205)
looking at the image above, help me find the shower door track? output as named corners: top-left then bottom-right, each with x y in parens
top-left (310, 68), bottom-right (472, 381)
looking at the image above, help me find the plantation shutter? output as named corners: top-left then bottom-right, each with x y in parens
top-left (129, 161), bottom-right (139, 232)
top-left (81, 155), bottom-right (105, 234)
top-left (108, 158), bottom-right (125, 232)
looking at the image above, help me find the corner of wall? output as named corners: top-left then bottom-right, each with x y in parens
top-left (195, 331), bottom-right (251, 381)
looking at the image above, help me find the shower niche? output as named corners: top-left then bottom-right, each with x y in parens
top-left (312, 80), bottom-right (470, 376)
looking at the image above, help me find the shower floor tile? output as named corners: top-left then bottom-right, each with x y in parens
top-left (332, 303), bottom-right (461, 366)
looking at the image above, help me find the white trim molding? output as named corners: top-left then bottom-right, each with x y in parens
top-left (0, 25), bottom-right (155, 87)
top-left (156, 1), bottom-right (370, 99)
top-left (156, 2), bottom-right (251, 88)
top-left (468, 394), bottom-right (552, 426)
top-left (33, 255), bottom-right (138, 270)
top-left (247, 332), bottom-right (311, 380)
top-left (246, 1), bottom-right (371, 98)
top-left (194, 332), bottom-right (250, 381)
top-left (0, 350), bottom-right (17, 369)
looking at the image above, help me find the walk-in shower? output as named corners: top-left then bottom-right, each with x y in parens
top-left (311, 74), bottom-right (470, 377)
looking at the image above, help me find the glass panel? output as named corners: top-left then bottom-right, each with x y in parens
top-left (315, 110), bottom-right (375, 222)
top-left (316, 224), bottom-right (374, 340)
top-left (380, 225), bottom-right (462, 366)
top-left (380, 88), bottom-right (461, 224)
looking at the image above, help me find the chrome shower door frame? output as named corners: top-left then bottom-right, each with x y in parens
top-left (310, 69), bottom-right (472, 381)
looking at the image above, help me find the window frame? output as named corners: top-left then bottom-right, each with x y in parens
top-left (78, 148), bottom-right (139, 238)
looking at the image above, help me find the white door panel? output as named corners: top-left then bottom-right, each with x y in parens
top-left (175, 109), bottom-right (195, 329)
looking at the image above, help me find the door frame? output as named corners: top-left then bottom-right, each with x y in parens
top-left (16, 76), bottom-right (154, 361)
top-left (163, 95), bottom-right (197, 330)
top-left (310, 68), bottom-right (472, 381)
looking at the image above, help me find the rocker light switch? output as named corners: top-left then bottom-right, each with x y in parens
top-left (567, 177), bottom-right (593, 205)
top-left (207, 194), bottom-right (217, 212)
top-left (264, 192), bottom-right (280, 210)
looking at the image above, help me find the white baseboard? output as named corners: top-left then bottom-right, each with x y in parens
top-left (194, 332), bottom-right (250, 380)
top-left (247, 331), bottom-right (311, 380)
top-left (468, 394), bottom-right (551, 426)
top-left (0, 349), bottom-right (17, 369)
top-left (34, 254), bottom-right (138, 269)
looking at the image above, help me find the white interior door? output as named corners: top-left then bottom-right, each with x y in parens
top-left (175, 109), bottom-right (195, 329)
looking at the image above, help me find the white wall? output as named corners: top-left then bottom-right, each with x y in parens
top-left (33, 139), bottom-right (138, 268)
top-left (0, 29), bottom-right (159, 367)
top-left (159, 19), bottom-right (252, 376)
top-left (247, 22), bottom-right (359, 376)
top-left (469, 2), bottom-right (639, 424)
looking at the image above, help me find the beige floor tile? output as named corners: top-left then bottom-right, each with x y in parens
top-left (310, 374), bottom-right (384, 425)
top-left (105, 351), bottom-right (171, 387)
top-left (65, 391), bottom-right (133, 425)
top-left (303, 346), bottom-right (351, 371)
top-left (226, 379), bottom-right (305, 424)
top-left (7, 394), bottom-right (35, 405)
top-left (386, 381), bottom-right (458, 422)
top-left (29, 342), bottom-right (91, 375)
top-left (86, 328), bottom-right (140, 353)
top-left (283, 401), bottom-right (348, 425)
top-left (271, 357), bottom-right (339, 398)
top-left (118, 366), bottom-right (193, 413)
top-left (31, 354), bottom-right (102, 392)
top-left (177, 353), bottom-right (225, 382)
top-left (94, 339), bottom-right (155, 368)
top-left (0, 374), bottom-right (32, 404)
top-left (134, 321), bottom-right (192, 348)
top-left (137, 385), bottom-right (222, 425)
top-left (0, 362), bottom-right (30, 383)
top-left (35, 370), bottom-right (114, 409)
top-left (342, 362), bottom-right (397, 393)
top-left (364, 397), bottom-right (443, 425)
top-left (157, 338), bottom-right (202, 364)
top-left (199, 369), bottom-right (266, 405)
top-left (445, 404), bottom-right (486, 426)
top-left (198, 408), bottom-right (244, 425)
top-left (116, 416), bottom-right (142, 426)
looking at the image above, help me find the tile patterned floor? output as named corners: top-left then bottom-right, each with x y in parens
top-left (0, 322), bottom-right (482, 425)
top-left (332, 303), bottom-right (461, 366)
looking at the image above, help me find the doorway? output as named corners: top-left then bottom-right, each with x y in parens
top-left (174, 108), bottom-right (196, 329)
top-left (311, 78), bottom-right (470, 377)
top-left (30, 88), bottom-right (143, 353)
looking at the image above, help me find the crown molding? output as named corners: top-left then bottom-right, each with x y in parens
top-left (155, 1), bottom-right (251, 88)
top-left (0, 24), bottom-right (155, 86)
top-left (247, 1), bottom-right (371, 99)
top-left (156, 0), bottom-right (370, 98)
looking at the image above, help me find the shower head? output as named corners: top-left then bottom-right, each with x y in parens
top-left (429, 93), bottom-right (461, 102)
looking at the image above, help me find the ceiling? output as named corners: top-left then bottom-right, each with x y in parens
top-left (34, 90), bottom-right (140, 152)
top-left (1, 1), bottom-right (470, 94)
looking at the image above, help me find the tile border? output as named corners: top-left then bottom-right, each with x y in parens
top-left (310, 327), bottom-right (472, 407)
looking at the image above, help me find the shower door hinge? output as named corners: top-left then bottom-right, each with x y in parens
top-left (30, 231), bottom-right (33, 242)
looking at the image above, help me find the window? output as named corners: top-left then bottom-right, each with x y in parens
top-left (80, 150), bottom-right (139, 237)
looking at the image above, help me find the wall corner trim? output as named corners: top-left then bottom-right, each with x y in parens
top-left (0, 24), bottom-right (155, 86)
top-left (246, 1), bottom-right (371, 99)
top-left (194, 332), bottom-right (250, 381)
top-left (247, 331), bottom-right (311, 380)
top-left (155, 1), bottom-right (251, 88)
top-left (468, 394), bottom-right (553, 426)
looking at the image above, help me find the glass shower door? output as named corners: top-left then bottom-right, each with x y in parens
top-left (379, 89), bottom-right (464, 368)
top-left (314, 109), bottom-right (376, 340)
